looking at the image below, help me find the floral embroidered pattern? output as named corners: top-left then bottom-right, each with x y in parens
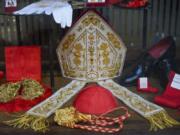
top-left (28, 81), bottom-right (86, 117)
top-left (98, 80), bottom-right (163, 117)
top-left (57, 11), bottom-right (126, 81)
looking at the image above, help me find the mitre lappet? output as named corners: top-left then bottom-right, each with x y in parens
top-left (5, 10), bottom-right (179, 132)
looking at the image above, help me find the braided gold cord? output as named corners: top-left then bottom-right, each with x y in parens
top-left (21, 79), bottom-right (44, 100)
top-left (0, 79), bottom-right (45, 103)
top-left (54, 107), bottom-right (130, 133)
top-left (0, 82), bottom-right (21, 103)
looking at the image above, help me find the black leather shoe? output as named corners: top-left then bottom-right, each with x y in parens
top-left (119, 36), bottom-right (176, 86)
top-left (156, 58), bottom-right (176, 88)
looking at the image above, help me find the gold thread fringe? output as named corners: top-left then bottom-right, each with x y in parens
top-left (4, 114), bottom-right (49, 132)
top-left (146, 111), bottom-right (180, 131)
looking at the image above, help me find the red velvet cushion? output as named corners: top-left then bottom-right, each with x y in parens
top-left (73, 85), bottom-right (118, 115)
top-left (5, 46), bottom-right (41, 81)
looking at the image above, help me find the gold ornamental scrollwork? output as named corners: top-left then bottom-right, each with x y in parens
top-left (100, 43), bottom-right (110, 65)
top-left (104, 82), bottom-right (158, 114)
top-left (82, 15), bottom-right (101, 27)
top-left (73, 43), bottom-right (83, 66)
top-left (62, 34), bottom-right (75, 51)
top-left (107, 32), bottom-right (121, 49)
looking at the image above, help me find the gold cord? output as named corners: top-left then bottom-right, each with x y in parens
top-left (21, 79), bottom-right (44, 100)
top-left (0, 79), bottom-right (44, 102)
top-left (0, 82), bottom-right (21, 103)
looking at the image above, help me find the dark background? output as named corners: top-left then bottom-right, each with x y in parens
top-left (0, 0), bottom-right (180, 87)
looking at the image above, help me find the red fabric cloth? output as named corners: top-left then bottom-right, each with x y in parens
top-left (73, 85), bottom-right (119, 115)
top-left (5, 46), bottom-right (41, 82)
top-left (87, 1), bottom-right (107, 7)
top-left (4, 7), bottom-right (17, 13)
top-left (137, 77), bottom-right (158, 93)
top-left (154, 71), bottom-right (180, 108)
top-left (116, 0), bottom-right (148, 8)
top-left (0, 85), bottom-right (52, 113)
top-left (108, 0), bottom-right (119, 4)
top-left (0, 71), bottom-right (4, 80)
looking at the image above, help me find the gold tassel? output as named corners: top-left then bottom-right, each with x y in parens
top-left (4, 114), bottom-right (49, 132)
top-left (54, 107), bottom-right (91, 128)
top-left (146, 111), bottom-right (180, 131)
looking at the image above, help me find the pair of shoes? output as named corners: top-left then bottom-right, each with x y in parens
top-left (119, 36), bottom-right (176, 87)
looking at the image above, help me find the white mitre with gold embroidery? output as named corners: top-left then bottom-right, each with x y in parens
top-left (57, 11), bottom-right (126, 81)
top-left (5, 10), bottom-right (179, 132)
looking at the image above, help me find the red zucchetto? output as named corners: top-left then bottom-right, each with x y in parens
top-left (73, 85), bottom-right (119, 115)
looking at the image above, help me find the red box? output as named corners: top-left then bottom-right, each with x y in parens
top-left (5, 46), bottom-right (41, 82)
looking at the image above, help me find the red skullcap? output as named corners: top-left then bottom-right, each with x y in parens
top-left (73, 85), bottom-right (119, 115)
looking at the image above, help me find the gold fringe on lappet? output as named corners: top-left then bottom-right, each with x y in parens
top-left (4, 114), bottom-right (49, 132)
top-left (146, 111), bottom-right (180, 131)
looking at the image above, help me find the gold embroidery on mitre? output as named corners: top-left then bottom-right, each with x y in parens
top-left (100, 43), bottom-right (110, 65)
top-left (73, 43), bottom-right (83, 66)
top-left (57, 11), bottom-right (126, 81)
top-left (30, 82), bottom-right (80, 116)
top-left (82, 14), bottom-right (101, 27)
top-left (103, 81), bottom-right (157, 114)
top-left (32, 88), bottom-right (73, 116)
top-left (107, 32), bottom-right (121, 49)
top-left (62, 34), bottom-right (75, 51)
